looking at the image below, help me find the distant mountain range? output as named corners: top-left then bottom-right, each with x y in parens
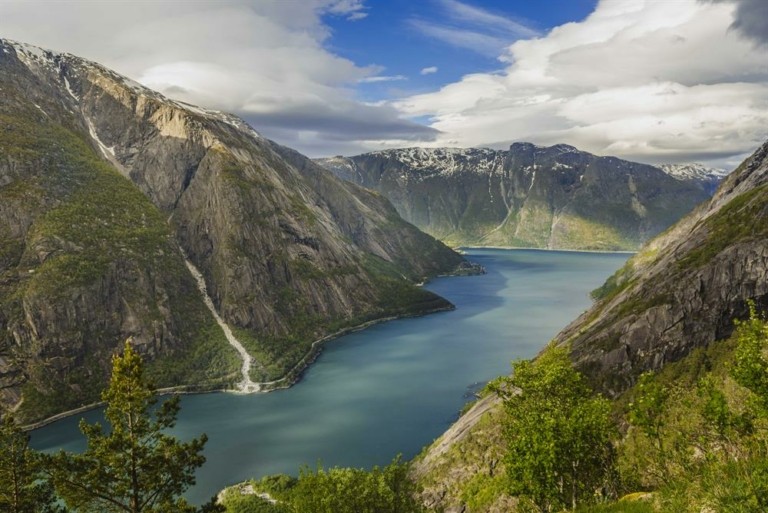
top-left (316, 146), bottom-right (719, 251)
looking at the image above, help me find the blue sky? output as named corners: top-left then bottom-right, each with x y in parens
top-left (325, 0), bottom-right (597, 103)
top-left (0, 0), bottom-right (767, 168)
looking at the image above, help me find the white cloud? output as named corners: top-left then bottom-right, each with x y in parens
top-left (394, 0), bottom-right (768, 166)
top-left (1, 0), bottom-right (764, 165)
top-left (324, 0), bottom-right (368, 20)
top-left (346, 11), bottom-right (368, 21)
top-left (359, 75), bottom-right (408, 83)
top-left (420, 66), bottom-right (439, 75)
top-left (409, 0), bottom-right (540, 57)
top-left (0, 0), bottom-right (434, 157)
top-left (440, 0), bottom-right (539, 38)
top-left (408, 19), bottom-right (513, 57)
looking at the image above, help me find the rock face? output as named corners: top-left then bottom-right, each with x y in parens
top-left (316, 145), bottom-right (710, 250)
top-left (411, 140), bottom-right (768, 512)
top-left (0, 39), bottom-right (465, 422)
top-left (558, 141), bottom-right (768, 394)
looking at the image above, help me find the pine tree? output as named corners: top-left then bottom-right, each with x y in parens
top-left (47, 340), bottom-right (209, 513)
top-left (0, 413), bottom-right (62, 513)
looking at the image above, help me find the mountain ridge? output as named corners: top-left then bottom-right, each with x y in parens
top-left (659, 162), bottom-right (728, 194)
top-left (316, 144), bottom-right (712, 251)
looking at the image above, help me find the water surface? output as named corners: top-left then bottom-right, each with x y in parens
top-left (31, 249), bottom-right (628, 503)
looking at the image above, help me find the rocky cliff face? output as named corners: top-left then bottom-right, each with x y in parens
top-left (0, 40), bottom-right (465, 422)
top-left (316, 145), bottom-right (710, 250)
top-left (559, 141), bottom-right (768, 394)
top-left (411, 140), bottom-right (768, 512)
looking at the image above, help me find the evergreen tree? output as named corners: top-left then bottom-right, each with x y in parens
top-left (0, 413), bottom-right (62, 513)
top-left (493, 345), bottom-right (615, 512)
top-left (47, 340), bottom-right (209, 513)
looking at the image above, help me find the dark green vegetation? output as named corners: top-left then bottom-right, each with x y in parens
top-left (316, 145), bottom-right (710, 251)
top-left (418, 309), bottom-right (768, 512)
top-left (1, 341), bottom-right (222, 513)
top-left (0, 414), bottom-right (61, 513)
top-left (0, 39), bottom-right (466, 421)
top-left (218, 457), bottom-right (422, 513)
top-left (611, 305), bottom-right (768, 512)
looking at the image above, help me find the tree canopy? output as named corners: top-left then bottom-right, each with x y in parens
top-left (47, 340), bottom-right (210, 513)
top-left (494, 344), bottom-right (616, 512)
top-left (0, 413), bottom-right (62, 513)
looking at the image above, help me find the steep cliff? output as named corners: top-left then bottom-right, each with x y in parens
top-left (316, 145), bottom-right (710, 251)
top-left (559, 140), bottom-right (768, 394)
top-left (0, 40), bottom-right (465, 422)
top-left (411, 140), bottom-right (768, 512)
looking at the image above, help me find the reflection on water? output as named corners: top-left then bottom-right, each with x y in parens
top-left (31, 249), bottom-right (628, 504)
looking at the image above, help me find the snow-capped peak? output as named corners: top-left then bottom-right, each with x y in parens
top-left (1, 38), bottom-right (263, 142)
top-left (659, 163), bottom-right (729, 181)
top-left (365, 147), bottom-right (498, 177)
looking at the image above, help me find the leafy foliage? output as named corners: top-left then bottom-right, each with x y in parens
top-left (732, 303), bottom-right (768, 412)
top-left (626, 373), bottom-right (671, 481)
top-left (616, 304), bottom-right (768, 512)
top-left (219, 457), bottom-right (422, 513)
top-left (493, 345), bottom-right (616, 512)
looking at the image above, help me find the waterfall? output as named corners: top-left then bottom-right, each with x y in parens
top-left (183, 256), bottom-right (260, 393)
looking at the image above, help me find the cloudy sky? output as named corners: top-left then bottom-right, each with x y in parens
top-left (1, 0), bottom-right (767, 169)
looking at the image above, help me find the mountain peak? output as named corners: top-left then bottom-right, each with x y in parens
top-left (1, 38), bottom-right (263, 143)
top-left (660, 162), bottom-right (729, 181)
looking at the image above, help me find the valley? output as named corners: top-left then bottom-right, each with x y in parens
top-left (30, 248), bottom-right (629, 504)
top-left (2, 1), bottom-right (768, 510)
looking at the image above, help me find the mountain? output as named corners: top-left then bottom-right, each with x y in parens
top-left (660, 162), bottom-right (729, 195)
top-left (0, 39), bottom-right (466, 422)
top-left (411, 140), bottom-right (768, 512)
top-left (316, 145), bottom-right (711, 251)
top-left (560, 142), bottom-right (768, 393)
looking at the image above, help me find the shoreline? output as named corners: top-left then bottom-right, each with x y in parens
top-left (23, 304), bottom-right (456, 432)
top-left (256, 303), bottom-right (456, 393)
top-left (22, 380), bottom-right (240, 431)
top-left (457, 245), bottom-right (636, 255)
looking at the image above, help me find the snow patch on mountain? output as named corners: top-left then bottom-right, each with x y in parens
top-left (366, 147), bottom-right (499, 178)
top-left (4, 39), bottom-right (263, 142)
top-left (660, 163), bottom-right (729, 181)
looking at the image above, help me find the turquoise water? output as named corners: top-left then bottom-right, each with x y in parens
top-left (30, 249), bottom-right (628, 504)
